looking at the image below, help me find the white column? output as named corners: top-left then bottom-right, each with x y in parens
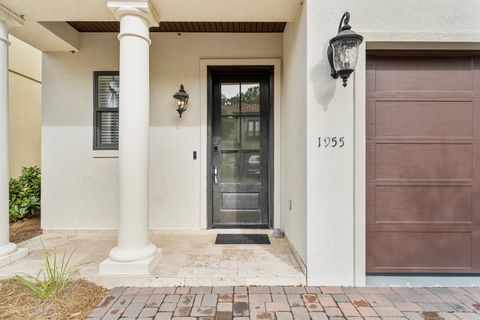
top-left (0, 7), bottom-right (27, 267)
top-left (101, 1), bottom-right (160, 274)
top-left (0, 19), bottom-right (14, 258)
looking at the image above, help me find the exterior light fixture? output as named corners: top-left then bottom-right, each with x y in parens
top-left (328, 12), bottom-right (363, 87)
top-left (173, 84), bottom-right (189, 118)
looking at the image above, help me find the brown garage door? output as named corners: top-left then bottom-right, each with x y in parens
top-left (366, 53), bottom-right (480, 273)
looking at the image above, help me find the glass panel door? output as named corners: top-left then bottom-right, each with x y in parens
top-left (211, 72), bottom-right (270, 228)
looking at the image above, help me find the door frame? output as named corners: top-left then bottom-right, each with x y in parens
top-left (207, 66), bottom-right (274, 229)
top-left (199, 59), bottom-right (282, 230)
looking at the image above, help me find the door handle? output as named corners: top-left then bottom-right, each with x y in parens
top-left (213, 165), bottom-right (219, 185)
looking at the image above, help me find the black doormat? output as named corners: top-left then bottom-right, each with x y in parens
top-left (215, 234), bottom-right (271, 245)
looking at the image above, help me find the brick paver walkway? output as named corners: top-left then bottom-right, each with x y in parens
top-left (88, 286), bottom-right (480, 320)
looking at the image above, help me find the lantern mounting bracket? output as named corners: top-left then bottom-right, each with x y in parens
top-left (337, 11), bottom-right (351, 33)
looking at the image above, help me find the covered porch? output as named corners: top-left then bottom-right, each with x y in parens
top-left (0, 231), bottom-right (305, 288)
top-left (0, 0), bottom-right (311, 285)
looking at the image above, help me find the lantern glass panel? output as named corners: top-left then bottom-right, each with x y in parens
top-left (177, 98), bottom-right (187, 108)
top-left (332, 38), bottom-right (361, 72)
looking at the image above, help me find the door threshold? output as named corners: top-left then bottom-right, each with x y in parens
top-left (210, 224), bottom-right (270, 229)
top-left (207, 228), bottom-right (273, 234)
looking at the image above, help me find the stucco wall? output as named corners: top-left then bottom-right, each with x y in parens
top-left (282, 5), bottom-right (307, 264)
top-left (41, 32), bottom-right (282, 229)
top-left (305, 0), bottom-right (480, 286)
top-left (8, 36), bottom-right (42, 177)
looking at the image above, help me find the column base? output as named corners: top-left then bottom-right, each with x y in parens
top-left (108, 242), bottom-right (157, 262)
top-left (0, 242), bottom-right (17, 257)
top-left (99, 248), bottom-right (161, 275)
top-left (0, 247), bottom-right (28, 268)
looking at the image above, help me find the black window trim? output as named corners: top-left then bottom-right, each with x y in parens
top-left (93, 71), bottom-right (119, 150)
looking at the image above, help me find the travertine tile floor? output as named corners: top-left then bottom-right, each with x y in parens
top-left (89, 285), bottom-right (480, 320)
top-left (0, 231), bottom-right (305, 287)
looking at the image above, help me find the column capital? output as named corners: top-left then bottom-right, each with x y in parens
top-left (0, 5), bottom-right (24, 28)
top-left (107, 1), bottom-right (159, 27)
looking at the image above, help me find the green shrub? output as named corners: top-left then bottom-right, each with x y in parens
top-left (16, 242), bottom-right (78, 299)
top-left (9, 166), bottom-right (41, 222)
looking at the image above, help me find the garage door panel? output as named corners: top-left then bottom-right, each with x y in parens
top-left (368, 224), bottom-right (479, 232)
top-left (366, 141), bottom-right (376, 181)
top-left (474, 100), bottom-right (480, 139)
top-left (473, 229), bottom-right (480, 269)
top-left (375, 101), bottom-right (473, 138)
top-left (369, 231), bottom-right (473, 271)
top-left (375, 56), bottom-right (474, 94)
top-left (366, 183), bottom-right (376, 225)
top-left (366, 99), bottom-right (376, 139)
top-left (366, 231), bottom-right (376, 271)
top-left (366, 61), bottom-right (376, 94)
top-left (374, 185), bottom-right (473, 224)
top-left (375, 143), bottom-right (473, 180)
top-left (473, 184), bottom-right (480, 225)
top-left (474, 57), bottom-right (480, 96)
top-left (474, 142), bottom-right (480, 181)
top-left (367, 54), bottom-right (480, 273)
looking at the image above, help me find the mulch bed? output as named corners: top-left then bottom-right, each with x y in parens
top-left (0, 278), bottom-right (107, 320)
top-left (9, 213), bottom-right (42, 243)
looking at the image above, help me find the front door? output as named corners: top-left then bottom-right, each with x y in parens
top-left (209, 68), bottom-right (272, 228)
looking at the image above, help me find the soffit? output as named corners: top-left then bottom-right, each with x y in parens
top-left (0, 0), bottom-right (301, 23)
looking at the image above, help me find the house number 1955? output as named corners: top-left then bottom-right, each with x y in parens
top-left (318, 136), bottom-right (345, 148)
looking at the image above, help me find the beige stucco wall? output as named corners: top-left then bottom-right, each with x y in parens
top-left (8, 35), bottom-right (42, 178)
top-left (282, 5), bottom-right (307, 264)
top-left (42, 33), bottom-right (283, 229)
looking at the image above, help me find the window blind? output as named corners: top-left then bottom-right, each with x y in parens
top-left (99, 112), bottom-right (119, 145)
top-left (94, 72), bottom-right (119, 150)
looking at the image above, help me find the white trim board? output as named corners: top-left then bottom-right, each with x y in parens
top-left (199, 58), bottom-right (282, 230)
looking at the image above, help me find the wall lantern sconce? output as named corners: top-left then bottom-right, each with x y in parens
top-left (327, 12), bottom-right (363, 87)
top-left (173, 84), bottom-right (189, 118)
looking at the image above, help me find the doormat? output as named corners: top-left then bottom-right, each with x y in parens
top-left (215, 234), bottom-right (271, 245)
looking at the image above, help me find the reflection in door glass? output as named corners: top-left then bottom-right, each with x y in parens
top-left (221, 152), bottom-right (239, 183)
top-left (221, 83), bottom-right (240, 149)
top-left (221, 83), bottom-right (240, 115)
top-left (244, 152), bottom-right (261, 183)
top-left (240, 83), bottom-right (260, 184)
top-left (241, 83), bottom-right (260, 107)
top-left (220, 82), bottom-right (261, 184)
top-left (221, 117), bottom-right (239, 149)
top-left (241, 117), bottom-right (260, 150)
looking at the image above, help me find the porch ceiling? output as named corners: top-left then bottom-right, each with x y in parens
top-left (2, 0), bottom-right (297, 51)
top-left (67, 21), bottom-right (287, 33)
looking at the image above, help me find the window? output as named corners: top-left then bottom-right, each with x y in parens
top-left (94, 71), bottom-right (119, 150)
top-left (247, 119), bottom-right (260, 137)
